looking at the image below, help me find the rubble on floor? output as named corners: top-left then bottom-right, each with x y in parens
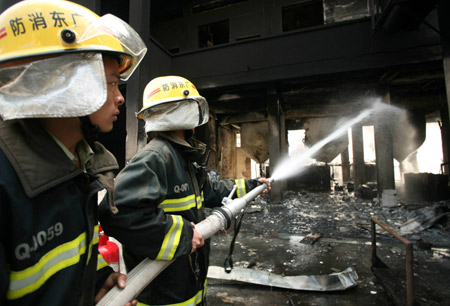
top-left (238, 189), bottom-right (450, 246)
top-left (206, 188), bottom-right (450, 305)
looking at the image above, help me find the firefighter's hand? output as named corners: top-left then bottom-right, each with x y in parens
top-left (191, 222), bottom-right (204, 253)
top-left (94, 272), bottom-right (138, 306)
top-left (258, 177), bottom-right (271, 194)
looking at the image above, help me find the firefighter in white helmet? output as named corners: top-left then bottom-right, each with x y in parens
top-left (100, 76), bottom-right (270, 305)
top-left (0, 1), bottom-right (146, 305)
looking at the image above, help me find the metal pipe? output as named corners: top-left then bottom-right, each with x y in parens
top-left (370, 216), bottom-right (415, 306)
top-left (405, 242), bottom-right (414, 306)
top-left (96, 179), bottom-right (272, 306)
top-left (371, 216), bottom-right (377, 267)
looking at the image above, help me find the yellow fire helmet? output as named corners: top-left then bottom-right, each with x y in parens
top-left (0, 0), bottom-right (147, 81)
top-left (138, 76), bottom-right (209, 132)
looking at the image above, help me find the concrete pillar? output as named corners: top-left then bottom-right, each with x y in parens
top-left (218, 126), bottom-right (237, 179)
top-left (125, 0), bottom-right (152, 161)
top-left (267, 86), bottom-right (282, 200)
top-left (237, 150), bottom-right (252, 179)
top-left (207, 117), bottom-right (219, 170)
top-left (352, 124), bottom-right (366, 195)
top-left (341, 147), bottom-right (351, 184)
top-left (374, 92), bottom-right (396, 206)
top-left (440, 105), bottom-right (449, 174)
top-left (438, 1), bottom-right (450, 175)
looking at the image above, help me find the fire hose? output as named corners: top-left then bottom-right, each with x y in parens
top-left (96, 179), bottom-right (273, 306)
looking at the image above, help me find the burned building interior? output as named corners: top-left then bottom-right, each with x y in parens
top-left (2, 0), bottom-right (450, 304)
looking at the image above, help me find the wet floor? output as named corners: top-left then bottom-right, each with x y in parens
top-left (204, 190), bottom-right (450, 305)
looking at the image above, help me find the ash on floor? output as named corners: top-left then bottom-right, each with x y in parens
top-left (206, 189), bottom-right (450, 305)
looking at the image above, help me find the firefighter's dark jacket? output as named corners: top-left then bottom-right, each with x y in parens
top-left (0, 119), bottom-right (117, 306)
top-left (99, 132), bottom-right (260, 306)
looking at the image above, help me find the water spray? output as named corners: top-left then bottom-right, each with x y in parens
top-left (97, 103), bottom-right (379, 305)
top-left (271, 107), bottom-right (374, 182)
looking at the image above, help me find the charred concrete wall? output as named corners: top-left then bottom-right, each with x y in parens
top-left (150, 0), bottom-right (371, 54)
top-left (218, 126), bottom-right (237, 179)
top-left (237, 148), bottom-right (252, 178)
top-left (240, 121), bottom-right (269, 164)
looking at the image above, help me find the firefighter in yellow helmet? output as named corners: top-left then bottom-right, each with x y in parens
top-left (100, 76), bottom-right (270, 306)
top-left (0, 1), bottom-right (146, 305)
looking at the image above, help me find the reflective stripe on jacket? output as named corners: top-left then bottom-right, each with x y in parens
top-left (0, 119), bottom-right (116, 306)
top-left (100, 135), bottom-right (259, 305)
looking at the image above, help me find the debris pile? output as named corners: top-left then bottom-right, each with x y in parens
top-left (237, 189), bottom-right (450, 246)
top-left (207, 188), bottom-right (450, 305)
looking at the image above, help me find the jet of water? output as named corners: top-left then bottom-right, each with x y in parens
top-left (271, 107), bottom-right (374, 182)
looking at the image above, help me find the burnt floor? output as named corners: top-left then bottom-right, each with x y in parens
top-left (205, 189), bottom-right (450, 305)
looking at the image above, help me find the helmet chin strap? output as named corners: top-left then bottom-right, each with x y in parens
top-left (80, 116), bottom-right (100, 145)
top-left (184, 129), bottom-right (194, 140)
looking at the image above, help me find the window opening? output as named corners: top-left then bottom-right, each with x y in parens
top-left (199, 20), bottom-right (229, 48)
top-left (282, 0), bottom-right (324, 32)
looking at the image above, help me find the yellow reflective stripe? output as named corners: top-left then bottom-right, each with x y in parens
top-left (136, 280), bottom-right (206, 306)
top-left (158, 193), bottom-right (204, 212)
top-left (234, 179), bottom-right (247, 198)
top-left (155, 215), bottom-right (183, 260)
top-left (92, 225), bottom-right (99, 245)
top-left (197, 193), bottom-right (204, 209)
top-left (7, 232), bottom-right (87, 300)
top-left (97, 253), bottom-right (109, 271)
top-left (87, 225), bottom-right (100, 265)
top-left (159, 195), bottom-right (196, 212)
top-left (203, 279), bottom-right (207, 298)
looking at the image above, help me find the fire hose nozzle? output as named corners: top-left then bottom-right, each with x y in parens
top-left (212, 206), bottom-right (233, 229)
top-left (222, 185), bottom-right (237, 206)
